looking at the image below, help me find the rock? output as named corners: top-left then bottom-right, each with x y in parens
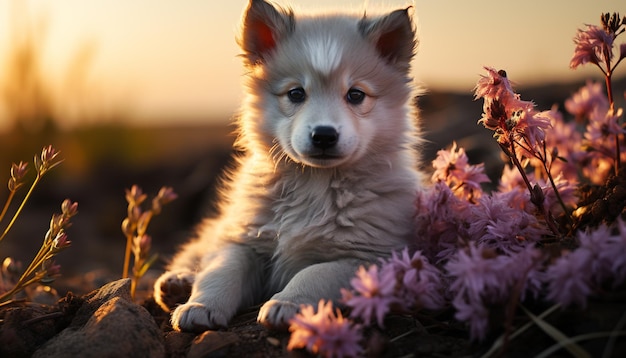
top-left (0, 304), bottom-right (58, 358)
top-left (186, 330), bottom-right (238, 358)
top-left (33, 279), bottom-right (165, 358)
top-left (163, 331), bottom-right (196, 358)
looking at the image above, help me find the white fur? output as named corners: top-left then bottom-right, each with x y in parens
top-left (154, 0), bottom-right (424, 332)
top-left (306, 35), bottom-right (342, 75)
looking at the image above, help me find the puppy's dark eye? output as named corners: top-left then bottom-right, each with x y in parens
top-left (346, 88), bottom-right (365, 105)
top-left (287, 88), bottom-right (306, 103)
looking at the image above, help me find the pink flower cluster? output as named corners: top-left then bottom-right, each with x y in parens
top-left (416, 146), bottom-right (552, 261)
top-left (547, 219), bottom-right (626, 308)
top-left (431, 141), bottom-right (490, 201)
top-left (287, 249), bottom-right (443, 354)
top-left (446, 244), bottom-right (543, 340)
top-left (475, 67), bottom-right (553, 153)
top-left (416, 133), bottom-right (626, 339)
top-left (287, 300), bottom-right (362, 358)
top-left (570, 12), bottom-right (626, 73)
top-left (565, 81), bottom-right (626, 183)
top-left (341, 248), bottom-right (444, 327)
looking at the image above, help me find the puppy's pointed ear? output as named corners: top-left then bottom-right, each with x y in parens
top-left (359, 8), bottom-right (416, 71)
top-left (239, 0), bottom-right (294, 66)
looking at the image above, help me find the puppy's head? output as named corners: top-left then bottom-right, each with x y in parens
top-left (237, 0), bottom-right (417, 169)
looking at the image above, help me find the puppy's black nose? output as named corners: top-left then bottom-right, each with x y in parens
top-left (311, 126), bottom-right (339, 149)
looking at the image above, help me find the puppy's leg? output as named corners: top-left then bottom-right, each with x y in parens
top-left (154, 239), bottom-right (207, 312)
top-left (171, 243), bottom-right (266, 332)
top-left (258, 259), bottom-right (363, 330)
top-left (154, 270), bottom-right (195, 312)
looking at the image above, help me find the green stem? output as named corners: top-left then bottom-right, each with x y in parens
top-left (0, 174), bottom-right (41, 243)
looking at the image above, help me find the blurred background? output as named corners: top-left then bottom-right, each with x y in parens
top-left (0, 0), bottom-right (624, 287)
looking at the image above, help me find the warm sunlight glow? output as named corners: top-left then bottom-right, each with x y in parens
top-left (0, 0), bottom-right (624, 129)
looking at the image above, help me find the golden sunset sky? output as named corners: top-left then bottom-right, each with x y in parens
top-left (0, 0), bottom-right (624, 127)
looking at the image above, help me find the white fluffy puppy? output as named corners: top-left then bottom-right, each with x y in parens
top-left (154, 0), bottom-right (423, 332)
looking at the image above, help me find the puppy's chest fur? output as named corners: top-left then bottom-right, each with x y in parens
top-left (247, 161), bottom-right (415, 264)
top-left (251, 168), bottom-right (369, 286)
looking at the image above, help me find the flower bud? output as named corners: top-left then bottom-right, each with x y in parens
top-left (132, 234), bottom-right (152, 259)
top-left (137, 212), bottom-right (152, 236)
top-left (121, 217), bottom-right (134, 237)
top-left (10, 161), bottom-right (28, 181)
top-left (52, 231), bottom-right (71, 250)
top-left (530, 184), bottom-right (545, 207)
top-left (125, 185), bottom-right (147, 206)
top-left (61, 199), bottom-right (79, 218)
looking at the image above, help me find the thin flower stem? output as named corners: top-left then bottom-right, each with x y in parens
top-left (0, 284), bottom-right (21, 303)
top-left (604, 53), bottom-right (622, 175)
top-left (122, 233), bottom-right (133, 279)
top-left (21, 243), bottom-right (53, 283)
top-left (0, 191), bottom-right (17, 228)
top-left (508, 140), bottom-right (561, 237)
top-left (542, 160), bottom-right (573, 225)
top-left (131, 273), bottom-right (137, 301)
top-left (536, 141), bottom-right (573, 224)
top-left (0, 174), bottom-right (41, 243)
top-left (594, 62), bottom-right (608, 77)
top-left (509, 141), bottom-right (533, 193)
top-left (0, 265), bottom-right (46, 303)
top-left (605, 72), bottom-right (614, 111)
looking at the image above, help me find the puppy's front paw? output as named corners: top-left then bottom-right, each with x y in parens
top-left (171, 302), bottom-right (228, 333)
top-left (154, 271), bottom-right (194, 312)
top-left (258, 299), bottom-right (300, 330)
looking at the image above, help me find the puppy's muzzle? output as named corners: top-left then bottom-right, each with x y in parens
top-left (311, 126), bottom-right (339, 150)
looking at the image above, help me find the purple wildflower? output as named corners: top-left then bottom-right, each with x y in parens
top-left (468, 191), bottom-right (546, 254)
top-left (570, 24), bottom-right (615, 69)
top-left (415, 182), bottom-right (472, 263)
top-left (342, 265), bottom-right (396, 327)
top-left (582, 106), bottom-right (625, 183)
top-left (578, 219), bottom-right (626, 287)
top-left (431, 142), bottom-right (490, 200)
top-left (474, 67), bottom-right (517, 105)
top-left (380, 248), bottom-right (444, 311)
top-left (474, 67), bottom-right (549, 150)
top-left (546, 220), bottom-right (626, 308)
top-left (452, 294), bottom-right (490, 341)
top-left (447, 244), bottom-right (545, 340)
top-left (446, 247), bottom-right (496, 342)
top-left (546, 248), bottom-right (593, 308)
top-left (565, 81), bottom-right (609, 121)
top-left (288, 300), bottom-right (363, 358)
top-left (446, 244), bottom-right (510, 303)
